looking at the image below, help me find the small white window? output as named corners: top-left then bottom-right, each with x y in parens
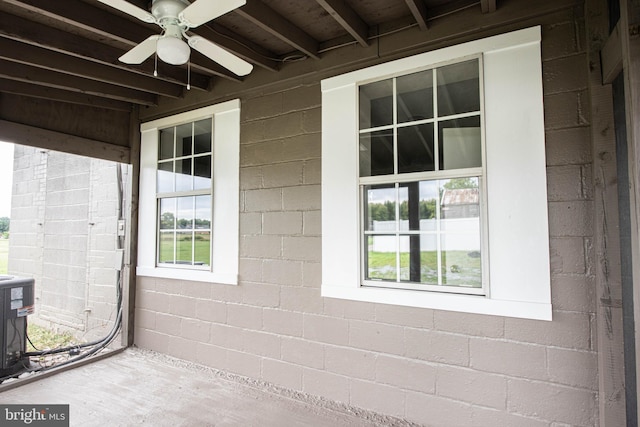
top-left (321, 27), bottom-right (552, 320)
top-left (137, 100), bottom-right (240, 285)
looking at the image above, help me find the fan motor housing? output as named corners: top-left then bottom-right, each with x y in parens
top-left (152, 0), bottom-right (189, 22)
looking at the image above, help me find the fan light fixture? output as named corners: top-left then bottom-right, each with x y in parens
top-left (157, 36), bottom-right (190, 65)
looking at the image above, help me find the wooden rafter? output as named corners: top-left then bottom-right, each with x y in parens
top-left (0, 59), bottom-right (157, 106)
top-left (405, 0), bottom-right (429, 31)
top-left (0, 38), bottom-right (184, 98)
top-left (0, 79), bottom-right (132, 111)
top-left (315, 0), bottom-right (369, 47)
top-left (481, 0), bottom-right (497, 13)
top-left (236, 0), bottom-right (320, 59)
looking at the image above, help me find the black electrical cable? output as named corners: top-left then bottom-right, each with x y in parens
top-left (31, 307), bottom-right (123, 374)
top-left (26, 332), bottom-right (40, 352)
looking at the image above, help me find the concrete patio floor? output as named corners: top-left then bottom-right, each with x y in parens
top-left (0, 348), bottom-right (412, 427)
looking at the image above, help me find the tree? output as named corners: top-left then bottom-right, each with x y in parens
top-left (443, 177), bottom-right (478, 190)
top-left (0, 217), bottom-right (9, 233)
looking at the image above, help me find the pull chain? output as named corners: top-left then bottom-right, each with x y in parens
top-left (187, 60), bottom-right (191, 90)
top-left (154, 52), bottom-right (158, 77)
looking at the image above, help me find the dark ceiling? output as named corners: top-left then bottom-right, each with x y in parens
top-left (0, 0), bottom-right (496, 112)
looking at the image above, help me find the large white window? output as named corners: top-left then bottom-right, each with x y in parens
top-left (138, 100), bottom-right (240, 285)
top-left (321, 27), bottom-right (552, 320)
top-left (360, 58), bottom-right (485, 294)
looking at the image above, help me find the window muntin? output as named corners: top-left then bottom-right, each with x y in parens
top-left (156, 118), bottom-right (213, 269)
top-left (359, 58), bottom-right (484, 293)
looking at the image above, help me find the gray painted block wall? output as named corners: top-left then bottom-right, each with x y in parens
top-left (133, 11), bottom-right (599, 427)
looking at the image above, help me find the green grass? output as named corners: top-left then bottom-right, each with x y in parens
top-left (367, 250), bottom-right (482, 287)
top-left (0, 239), bottom-right (8, 275)
top-left (26, 323), bottom-right (75, 352)
top-left (159, 233), bottom-right (210, 265)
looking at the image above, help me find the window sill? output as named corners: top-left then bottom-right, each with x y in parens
top-left (321, 285), bottom-right (552, 320)
top-left (136, 266), bottom-right (238, 285)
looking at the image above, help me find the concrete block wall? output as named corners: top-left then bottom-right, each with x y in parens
top-left (134, 9), bottom-right (599, 426)
top-left (9, 147), bottom-right (121, 341)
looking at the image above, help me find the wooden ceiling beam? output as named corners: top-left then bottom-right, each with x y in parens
top-left (0, 59), bottom-right (157, 106)
top-left (236, 0), bottom-right (320, 59)
top-left (0, 11), bottom-right (211, 91)
top-left (315, 0), bottom-right (369, 47)
top-left (481, 0), bottom-right (497, 13)
top-left (0, 78), bottom-right (132, 111)
top-left (405, 0), bottom-right (429, 30)
top-left (0, 0), bottom-right (241, 81)
top-left (0, 38), bottom-right (184, 98)
top-left (0, 119), bottom-right (130, 164)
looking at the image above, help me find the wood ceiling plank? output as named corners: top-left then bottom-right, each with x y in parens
top-left (236, 0), bottom-right (320, 59)
top-left (315, 0), bottom-right (369, 46)
top-left (0, 78), bottom-right (132, 111)
top-left (0, 37), bottom-right (184, 98)
top-left (0, 59), bottom-right (157, 106)
top-left (0, 11), bottom-right (211, 91)
top-left (405, 0), bottom-right (429, 30)
top-left (481, 0), bottom-right (497, 13)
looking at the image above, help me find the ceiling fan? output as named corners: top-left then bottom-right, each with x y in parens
top-left (97, 0), bottom-right (253, 76)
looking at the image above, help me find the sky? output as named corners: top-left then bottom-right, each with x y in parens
top-left (0, 141), bottom-right (14, 218)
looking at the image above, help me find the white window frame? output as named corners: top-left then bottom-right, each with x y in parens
top-left (321, 27), bottom-right (552, 320)
top-left (137, 100), bottom-right (240, 285)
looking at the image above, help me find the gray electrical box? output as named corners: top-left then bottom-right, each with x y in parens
top-left (0, 275), bottom-right (34, 377)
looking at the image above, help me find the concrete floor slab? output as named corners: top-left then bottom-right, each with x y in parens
top-left (0, 348), bottom-right (411, 426)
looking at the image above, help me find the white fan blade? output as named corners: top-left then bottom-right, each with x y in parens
top-left (188, 36), bottom-right (253, 76)
top-left (180, 0), bottom-right (246, 28)
top-left (96, 0), bottom-right (156, 23)
top-left (119, 35), bottom-right (161, 64)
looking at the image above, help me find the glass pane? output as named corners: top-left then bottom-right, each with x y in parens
top-left (175, 123), bottom-right (193, 157)
top-left (439, 116), bottom-right (482, 170)
top-left (359, 79), bottom-right (393, 129)
top-left (176, 232), bottom-right (193, 264)
top-left (177, 196), bottom-right (194, 230)
top-left (159, 198), bottom-right (176, 230)
top-left (175, 158), bottom-right (192, 191)
top-left (439, 177), bottom-right (480, 221)
top-left (159, 128), bottom-right (174, 160)
top-left (441, 235), bottom-right (482, 288)
top-left (194, 155), bottom-right (212, 190)
top-left (399, 181), bottom-right (437, 231)
top-left (194, 119), bottom-right (212, 154)
top-left (158, 231), bottom-right (175, 264)
top-left (157, 161), bottom-right (174, 193)
top-left (419, 233), bottom-right (439, 284)
top-left (437, 59), bottom-right (480, 117)
top-left (194, 231), bottom-right (211, 266)
top-left (359, 130), bottom-right (394, 177)
top-left (397, 69), bottom-right (434, 123)
top-left (365, 185), bottom-right (396, 231)
top-left (399, 234), bottom-right (425, 282)
top-left (397, 123), bottom-right (434, 173)
top-left (366, 235), bottom-right (396, 280)
top-left (195, 195), bottom-right (211, 229)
